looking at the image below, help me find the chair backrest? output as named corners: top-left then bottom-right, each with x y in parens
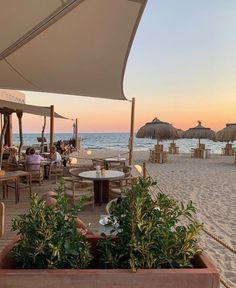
top-left (92, 159), bottom-right (105, 169)
top-left (25, 163), bottom-right (41, 173)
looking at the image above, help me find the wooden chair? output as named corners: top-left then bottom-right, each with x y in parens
top-left (62, 177), bottom-right (94, 207)
top-left (91, 159), bottom-right (105, 169)
top-left (49, 161), bottom-right (64, 182)
top-left (5, 172), bottom-right (32, 202)
top-left (109, 176), bottom-right (137, 200)
top-left (25, 163), bottom-right (43, 185)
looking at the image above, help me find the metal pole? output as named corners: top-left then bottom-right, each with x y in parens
top-left (50, 105), bottom-right (54, 148)
top-left (129, 98), bottom-right (135, 166)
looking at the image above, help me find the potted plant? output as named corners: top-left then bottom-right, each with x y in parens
top-left (0, 179), bottom-right (219, 288)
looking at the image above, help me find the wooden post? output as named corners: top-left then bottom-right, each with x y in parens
top-left (16, 110), bottom-right (23, 160)
top-left (142, 162), bottom-right (147, 179)
top-left (4, 114), bottom-right (12, 146)
top-left (75, 118), bottom-right (79, 150)
top-left (128, 98), bottom-right (135, 166)
top-left (0, 114), bottom-right (9, 169)
top-left (50, 105), bottom-right (54, 148)
top-left (0, 202), bottom-right (5, 237)
top-left (41, 116), bottom-right (46, 153)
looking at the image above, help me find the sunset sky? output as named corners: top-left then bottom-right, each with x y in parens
top-left (12, 0), bottom-right (236, 133)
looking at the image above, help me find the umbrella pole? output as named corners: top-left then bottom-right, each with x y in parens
top-left (16, 110), bottom-right (23, 161)
top-left (41, 116), bottom-right (46, 153)
top-left (128, 98), bottom-right (135, 166)
top-left (0, 114), bottom-right (9, 169)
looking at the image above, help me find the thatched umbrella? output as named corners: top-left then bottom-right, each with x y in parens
top-left (216, 123), bottom-right (236, 142)
top-left (182, 121), bottom-right (216, 144)
top-left (136, 117), bottom-right (179, 144)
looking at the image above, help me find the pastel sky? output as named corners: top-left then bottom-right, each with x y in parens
top-left (12, 0), bottom-right (236, 133)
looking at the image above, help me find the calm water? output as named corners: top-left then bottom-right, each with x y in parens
top-left (12, 133), bottom-right (235, 154)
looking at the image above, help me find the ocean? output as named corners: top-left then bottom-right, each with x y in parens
top-left (12, 133), bottom-right (234, 154)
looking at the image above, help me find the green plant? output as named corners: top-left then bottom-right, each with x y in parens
top-left (11, 181), bottom-right (92, 268)
top-left (98, 177), bottom-right (202, 270)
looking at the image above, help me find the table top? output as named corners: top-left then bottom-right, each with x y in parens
top-left (79, 170), bottom-right (124, 181)
top-left (0, 170), bottom-right (30, 179)
top-left (105, 157), bottom-right (126, 162)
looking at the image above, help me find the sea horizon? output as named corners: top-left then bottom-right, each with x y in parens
top-left (12, 132), bottom-right (235, 154)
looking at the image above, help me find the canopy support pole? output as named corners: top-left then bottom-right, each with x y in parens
top-left (129, 98), bottom-right (135, 166)
top-left (50, 105), bottom-right (54, 148)
top-left (41, 116), bottom-right (46, 153)
top-left (4, 114), bottom-right (12, 147)
top-left (75, 118), bottom-right (79, 150)
top-left (0, 114), bottom-right (9, 169)
top-left (16, 110), bottom-right (23, 160)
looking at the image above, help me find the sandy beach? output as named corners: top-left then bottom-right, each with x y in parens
top-left (78, 149), bottom-right (236, 287)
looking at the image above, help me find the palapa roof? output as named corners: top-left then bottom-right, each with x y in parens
top-left (136, 117), bottom-right (179, 140)
top-left (0, 0), bottom-right (147, 100)
top-left (216, 123), bottom-right (236, 142)
top-left (182, 121), bottom-right (216, 141)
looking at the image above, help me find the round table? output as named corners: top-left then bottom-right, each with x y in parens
top-left (79, 170), bottom-right (124, 205)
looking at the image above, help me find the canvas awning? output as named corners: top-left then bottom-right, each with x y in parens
top-left (0, 0), bottom-right (147, 100)
top-left (0, 99), bottom-right (68, 119)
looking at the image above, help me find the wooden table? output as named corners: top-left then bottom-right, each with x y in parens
top-left (79, 170), bottom-right (124, 205)
top-left (2, 171), bottom-right (32, 203)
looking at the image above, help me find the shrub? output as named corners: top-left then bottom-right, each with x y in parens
top-left (98, 177), bottom-right (202, 270)
top-left (11, 182), bottom-right (92, 269)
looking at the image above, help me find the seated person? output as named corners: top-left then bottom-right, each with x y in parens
top-left (50, 146), bottom-right (62, 164)
top-left (25, 148), bottom-right (44, 171)
top-left (7, 147), bottom-right (19, 169)
top-left (56, 140), bottom-right (66, 155)
top-left (25, 146), bottom-right (32, 156)
top-left (7, 147), bottom-right (18, 164)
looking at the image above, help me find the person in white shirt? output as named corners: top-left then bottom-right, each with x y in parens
top-left (50, 146), bottom-right (62, 164)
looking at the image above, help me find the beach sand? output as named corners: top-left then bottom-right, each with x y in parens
top-left (77, 148), bottom-right (236, 287)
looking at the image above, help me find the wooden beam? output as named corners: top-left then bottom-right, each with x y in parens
top-left (0, 114), bottom-right (9, 169)
top-left (0, 202), bottom-right (5, 237)
top-left (4, 114), bottom-right (12, 146)
top-left (41, 116), bottom-right (47, 153)
top-left (75, 118), bottom-right (79, 149)
top-left (16, 110), bottom-right (23, 160)
top-left (50, 105), bottom-right (54, 148)
top-left (128, 98), bottom-right (135, 166)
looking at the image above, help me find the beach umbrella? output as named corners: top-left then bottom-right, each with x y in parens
top-left (182, 121), bottom-right (216, 144)
top-left (216, 123), bottom-right (236, 142)
top-left (136, 117), bottom-right (179, 144)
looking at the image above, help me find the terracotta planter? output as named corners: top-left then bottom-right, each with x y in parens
top-left (0, 235), bottom-right (219, 288)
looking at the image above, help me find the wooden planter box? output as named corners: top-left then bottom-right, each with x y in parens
top-left (0, 235), bottom-right (219, 288)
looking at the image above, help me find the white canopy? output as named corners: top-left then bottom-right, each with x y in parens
top-left (0, 99), bottom-right (67, 119)
top-left (0, 0), bottom-right (147, 100)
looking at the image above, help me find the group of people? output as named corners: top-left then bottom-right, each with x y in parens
top-left (25, 146), bottom-right (62, 171)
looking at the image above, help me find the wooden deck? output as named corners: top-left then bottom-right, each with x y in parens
top-left (0, 180), bottom-right (105, 252)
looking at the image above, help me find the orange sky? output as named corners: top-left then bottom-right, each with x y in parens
top-left (10, 1), bottom-right (236, 133)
